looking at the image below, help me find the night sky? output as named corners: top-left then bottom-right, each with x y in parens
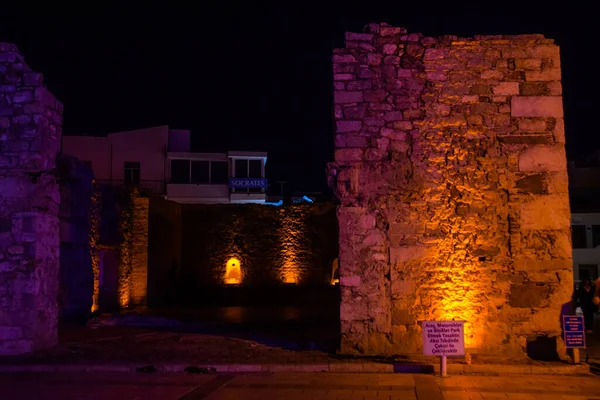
top-left (0, 3), bottom-right (593, 193)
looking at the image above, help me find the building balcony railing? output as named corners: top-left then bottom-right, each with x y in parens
top-left (94, 179), bottom-right (166, 194)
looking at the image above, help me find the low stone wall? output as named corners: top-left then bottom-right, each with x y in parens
top-left (328, 24), bottom-right (571, 358)
top-left (164, 203), bottom-right (339, 297)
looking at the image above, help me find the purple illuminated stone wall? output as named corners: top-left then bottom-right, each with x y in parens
top-left (0, 43), bottom-right (63, 355)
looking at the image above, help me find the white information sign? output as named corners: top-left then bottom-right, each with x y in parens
top-left (422, 321), bottom-right (465, 356)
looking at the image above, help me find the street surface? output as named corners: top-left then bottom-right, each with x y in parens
top-left (0, 372), bottom-right (599, 400)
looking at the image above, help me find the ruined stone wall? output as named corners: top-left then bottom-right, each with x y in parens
top-left (328, 24), bottom-right (571, 358)
top-left (57, 155), bottom-right (93, 322)
top-left (88, 187), bottom-right (149, 311)
top-left (0, 43), bottom-right (63, 354)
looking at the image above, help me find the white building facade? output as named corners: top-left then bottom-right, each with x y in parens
top-left (571, 213), bottom-right (600, 285)
top-left (62, 126), bottom-right (268, 204)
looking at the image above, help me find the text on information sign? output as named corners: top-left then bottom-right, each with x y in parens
top-left (422, 321), bottom-right (465, 356)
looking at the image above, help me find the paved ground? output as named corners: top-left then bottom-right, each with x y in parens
top-left (0, 372), bottom-right (599, 399)
top-left (0, 309), bottom-right (596, 370)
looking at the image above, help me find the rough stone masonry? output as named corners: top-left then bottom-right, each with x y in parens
top-left (328, 24), bottom-right (571, 358)
top-left (0, 43), bottom-right (63, 355)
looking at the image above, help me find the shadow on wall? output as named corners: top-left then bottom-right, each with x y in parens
top-left (57, 155), bottom-right (94, 323)
top-left (148, 196), bottom-right (182, 307)
top-left (147, 199), bottom-right (339, 306)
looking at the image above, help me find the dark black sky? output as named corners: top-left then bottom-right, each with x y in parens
top-left (0, 3), bottom-right (594, 192)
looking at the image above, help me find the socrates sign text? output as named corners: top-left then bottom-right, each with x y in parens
top-left (422, 321), bottom-right (465, 356)
top-left (228, 178), bottom-right (268, 189)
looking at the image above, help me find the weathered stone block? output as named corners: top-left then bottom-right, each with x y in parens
top-left (383, 44), bottom-right (398, 55)
top-left (335, 149), bottom-right (363, 163)
top-left (380, 26), bottom-right (405, 36)
top-left (391, 278), bottom-right (416, 297)
top-left (340, 275), bottom-right (361, 287)
top-left (333, 54), bottom-right (357, 63)
top-left (509, 284), bottom-right (551, 308)
top-left (553, 118), bottom-right (565, 144)
top-left (481, 70), bottom-right (504, 80)
top-left (345, 135), bottom-right (369, 148)
top-left (525, 69), bottom-right (561, 82)
top-left (389, 246), bottom-right (427, 264)
top-left (341, 298), bottom-right (369, 321)
top-left (336, 120), bottom-right (362, 133)
top-left (520, 195), bottom-right (569, 230)
top-left (519, 145), bottom-right (566, 172)
top-left (515, 174), bottom-right (546, 194)
top-left (511, 96), bottom-right (563, 118)
top-left (334, 73), bottom-right (354, 81)
top-left (515, 59), bottom-right (542, 70)
top-left (392, 308), bottom-right (414, 325)
top-left (498, 134), bottom-right (554, 145)
top-left (334, 91), bottom-right (364, 104)
top-left (520, 82), bottom-right (550, 96)
top-left (517, 118), bottom-right (547, 132)
top-left (470, 83), bottom-right (491, 95)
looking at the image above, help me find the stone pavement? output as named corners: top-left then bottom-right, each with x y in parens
top-left (0, 325), bottom-right (590, 375)
top-left (0, 372), bottom-right (599, 400)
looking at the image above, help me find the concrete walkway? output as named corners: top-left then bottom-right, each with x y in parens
top-left (0, 372), bottom-right (599, 399)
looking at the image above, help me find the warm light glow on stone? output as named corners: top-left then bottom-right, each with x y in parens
top-left (283, 268), bottom-right (299, 284)
top-left (118, 190), bottom-right (135, 309)
top-left (278, 207), bottom-right (308, 284)
top-left (413, 196), bottom-right (494, 350)
top-left (225, 257), bottom-right (242, 284)
top-left (88, 186), bottom-right (102, 312)
top-left (427, 260), bottom-right (486, 349)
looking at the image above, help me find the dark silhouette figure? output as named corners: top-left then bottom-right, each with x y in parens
top-left (575, 279), bottom-right (597, 333)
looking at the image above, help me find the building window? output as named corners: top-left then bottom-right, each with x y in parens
top-left (578, 264), bottom-right (598, 281)
top-left (170, 159), bottom-right (228, 184)
top-left (232, 159), bottom-right (264, 193)
top-left (211, 161), bottom-right (228, 184)
top-left (171, 160), bottom-right (190, 183)
top-left (248, 160), bottom-right (263, 193)
top-left (249, 159), bottom-right (262, 178)
top-left (234, 159), bottom-right (248, 178)
top-left (592, 225), bottom-right (600, 248)
top-left (124, 162), bottom-right (140, 184)
top-left (191, 161), bottom-right (209, 184)
top-left (572, 225), bottom-right (587, 249)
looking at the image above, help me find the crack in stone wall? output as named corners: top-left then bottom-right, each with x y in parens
top-left (328, 24), bottom-right (572, 358)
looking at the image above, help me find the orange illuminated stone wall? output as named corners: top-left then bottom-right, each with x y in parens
top-left (328, 24), bottom-right (572, 358)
